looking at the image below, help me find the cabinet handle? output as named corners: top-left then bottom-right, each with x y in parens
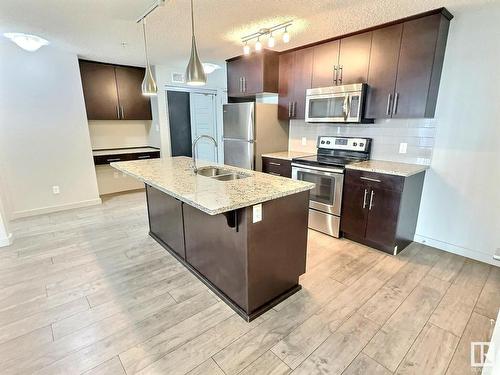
top-left (338, 65), bottom-right (343, 84)
top-left (292, 102), bottom-right (296, 117)
top-left (386, 94), bottom-right (393, 116)
top-left (107, 158), bottom-right (121, 162)
top-left (138, 155), bottom-right (151, 159)
top-left (239, 77), bottom-right (242, 92)
top-left (393, 92), bottom-right (399, 115)
top-left (268, 172), bottom-right (281, 176)
top-left (120, 106), bottom-right (124, 119)
top-left (362, 189), bottom-right (368, 209)
top-left (334, 65), bottom-right (338, 85)
top-left (116, 105), bottom-right (120, 119)
top-left (369, 190), bottom-right (375, 210)
top-left (288, 102), bottom-right (292, 117)
top-left (243, 77), bottom-right (247, 93)
top-left (360, 176), bottom-right (381, 183)
top-left (269, 162), bottom-right (281, 166)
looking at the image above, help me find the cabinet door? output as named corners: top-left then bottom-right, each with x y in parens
top-left (79, 61), bottom-right (120, 120)
top-left (393, 14), bottom-right (443, 118)
top-left (364, 187), bottom-right (400, 248)
top-left (227, 58), bottom-right (245, 97)
top-left (278, 52), bottom-right (294, 120)
top-left (115, 66), bottom-right (152, 120)
top-left (243, 54), bottom-right (264, 95)
top-left (146, 185), bottom-right (186, 259)
top-left (292, 48), bottom-right (313, 119)
top-left (365, 24), bottom-right (402, 119)
top-left (338, 32), bottom-right (372, 85)
top-left (340, 182), bottom-right (369, 237)
top-left (311, 40), bottom-right (340, 87)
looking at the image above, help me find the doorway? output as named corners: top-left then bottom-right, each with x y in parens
top-left (166, 87), bottom-right (219, 163)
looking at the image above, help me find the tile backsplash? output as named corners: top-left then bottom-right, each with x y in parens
top-left (288, 118), bottom-right (436, 165)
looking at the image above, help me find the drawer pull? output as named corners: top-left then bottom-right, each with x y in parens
top-left (269, 162), bottom-right (281, 166)
top-left (268, 172), bottom-right (281, 176)
top-left (138, 155), bottom-right (151, 159)
top-left (107, 158), bottom-right (121, 162)
top-left (360, 176), bottom-right (381, 183)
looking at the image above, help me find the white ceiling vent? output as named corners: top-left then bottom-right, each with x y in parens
top-left (171, 72), bottom-right (185, 84)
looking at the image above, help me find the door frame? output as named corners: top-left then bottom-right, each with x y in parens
top-left (164, 85), bottom-right (224, 163)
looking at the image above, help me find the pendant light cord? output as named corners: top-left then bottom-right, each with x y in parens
top-left (190, 0), bottom-right (195, 36)
top-left (142, 19), bottom-right (150, 66)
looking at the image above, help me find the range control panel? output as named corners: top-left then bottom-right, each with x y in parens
top-left (317, 136), bottom-right (371, 152)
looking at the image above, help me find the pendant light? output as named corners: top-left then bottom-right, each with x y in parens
top-left (185, 0), bottom-right (206, 86)
top-left (141, 18), bottom-right (157, 96)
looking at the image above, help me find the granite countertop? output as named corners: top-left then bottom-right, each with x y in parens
top-left (92, 147), bottom-right (160, 157)
top-left (111, 156), bottom-right (314, 215)
top-left (261, 151), bottom-right (315, 161)
top-left (346, 160), bottom-right (429, 177)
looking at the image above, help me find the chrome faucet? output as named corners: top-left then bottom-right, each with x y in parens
top-left (192, 135), bottom-right (218, 173)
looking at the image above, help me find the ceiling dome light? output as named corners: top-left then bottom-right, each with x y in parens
top-left (283, 28), bottom-right (290, 43)
top-left (185, 0), bottom-right (206, 86)
top-left (243, 42), bottom-right (250, 55)
top-left (268, 33), bottom-right (275, 48)
top-left (3, 32), bottom-right (49, 52)
top-left (202, 63), bottom-right (221, 74)
top-left (255, 38), bottom-right (262, 52)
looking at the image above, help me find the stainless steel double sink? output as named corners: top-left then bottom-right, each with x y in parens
top-left (196, 167), bottom-right (251, 181)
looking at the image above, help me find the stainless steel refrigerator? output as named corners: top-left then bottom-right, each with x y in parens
top-left (223, 102), bottom-right (289, 171)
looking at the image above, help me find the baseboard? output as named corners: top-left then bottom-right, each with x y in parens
top-left (10, 198), bottom-right (102, 219)
top-left (414, 234), bottom-right (500, 267)
top-left (0, 232), bottom-right (13, 247)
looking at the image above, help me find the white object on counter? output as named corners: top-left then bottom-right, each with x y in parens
top-left (482, 310), bottom-right (500, 375)
top-left (346, 160), bottom-right (429, 177)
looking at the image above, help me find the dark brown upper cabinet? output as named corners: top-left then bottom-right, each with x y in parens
top-left (365, 24), bottom-right (403, 119)
top-left (226, 50), bottom-right (279, 97)
top-left (366, 12), bottom-right (451, 119)
top-left (337, 32), bottom-right (373, 85)
top-left (311, 40), bottom-right (340, 87)
top-left (79, 60), bottom-right (152, 121)
top-left (278, 48), bottom-right (313, 120)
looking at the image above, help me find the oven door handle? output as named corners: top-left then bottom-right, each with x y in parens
top-left (291, 163), bottom-right (344, 175)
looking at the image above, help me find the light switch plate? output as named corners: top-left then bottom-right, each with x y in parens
top-left (253, 204), bottom-right (262, 223)
top-left (399, 142), bottom-right (408, 154)
top-left (301, 137), bottom-right (307, 146)
top-left (52, 186), bottom-right (60, 194)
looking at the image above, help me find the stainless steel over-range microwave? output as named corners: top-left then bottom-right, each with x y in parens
top-left (305, 83), bottom-right (371, 123)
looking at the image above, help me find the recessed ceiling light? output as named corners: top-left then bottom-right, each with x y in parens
top-left (202, 63), bottom-right (221, 74)
top-left (3, 32), bottom-right (49, 52)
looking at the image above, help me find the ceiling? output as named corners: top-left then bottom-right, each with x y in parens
top-left (0, 0), bottom-right (492, 68)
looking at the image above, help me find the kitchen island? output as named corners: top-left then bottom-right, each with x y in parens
top-left (111, 157), bottom-right (314, 321)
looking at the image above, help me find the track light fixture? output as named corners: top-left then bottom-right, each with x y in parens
top-left (241, 20), bottom-right (293, 54)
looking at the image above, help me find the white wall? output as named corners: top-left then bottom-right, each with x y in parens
top-left (414, 2), bottom-right (500, 266)
top-left (151, 63), bottom-right (227, 163)
top-left (0, 41), bottom-right (101, 219)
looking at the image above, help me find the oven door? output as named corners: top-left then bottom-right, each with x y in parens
top-left (292, 164), bottom-right (344, 216)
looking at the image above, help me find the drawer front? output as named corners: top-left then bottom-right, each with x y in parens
top-left (262, 157), bottom-right (292, 177)
top-left (94, 151), bottom-right (160, 165)
top-left (345, 169), bottom-right (404, 192)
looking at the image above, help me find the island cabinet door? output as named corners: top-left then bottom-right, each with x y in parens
top-left (145, 185), bottom-right (186, 259)
top-left (183, 205), bottom-right (249, 312)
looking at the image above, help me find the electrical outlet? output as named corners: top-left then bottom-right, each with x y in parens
top-left (52, 185), bottom-right (60, 194)
top-left (399, 142), bottom-right (408, 154)
top-left (252, 204), bottom-right (262, 223)
top-left (301, 137), bottom-right (307, 146)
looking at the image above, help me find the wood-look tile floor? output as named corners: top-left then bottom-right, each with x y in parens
top-left (1, 190), bottom-right (498, 375)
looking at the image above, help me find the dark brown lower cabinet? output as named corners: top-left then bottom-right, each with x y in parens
top-left (341, 169), bottom-right (425, 255)
top-left (146, 185), bottom-right (186, 259)
top-left (145, 184), bottom-right (310, 321)
top-left (262, 156), bottom-right (292, 178)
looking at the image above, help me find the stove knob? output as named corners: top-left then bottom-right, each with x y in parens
top-left (353, 142), bottom-right (357, 146)
top-left (326, 141), bottom-right (331, 145)
top-left (321, 140), bottom-right (325, 144)
top-left (360, 142), bottom-right (364, 147)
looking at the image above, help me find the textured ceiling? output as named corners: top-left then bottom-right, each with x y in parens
top-left (0, 0), bottom-right (493, 67)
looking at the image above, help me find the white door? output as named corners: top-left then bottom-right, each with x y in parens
top-left (190, 92), bottom-right (218, 163)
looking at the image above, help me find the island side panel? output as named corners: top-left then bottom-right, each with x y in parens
top-left (145, 184), bottom-right (186, 259)
top-left (183, 205), bottom-right (249, 312)
top-left (246, 190), bottom-right (309, 312)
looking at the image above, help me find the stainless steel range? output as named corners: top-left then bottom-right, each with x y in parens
top-left (291, 136), bottom-right (371, 237)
